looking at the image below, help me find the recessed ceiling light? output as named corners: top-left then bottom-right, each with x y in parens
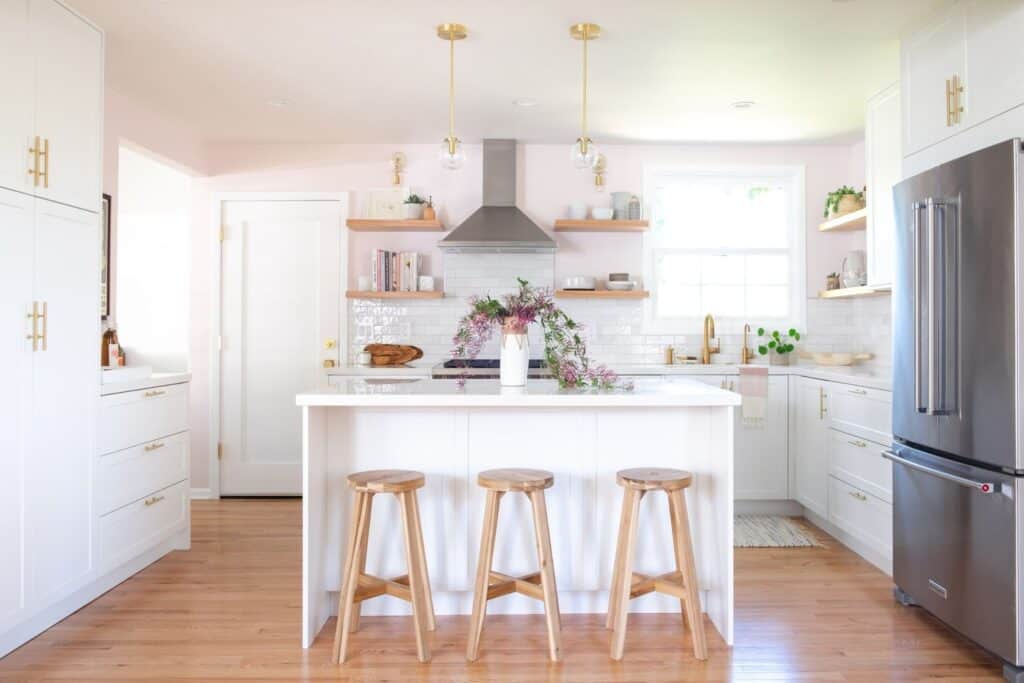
top-left (731, 100), bottom-right (756, 109)
top-left (514, 98), bottom-right (538, 108)
top-left (267, 97), bottom-right (290, 109)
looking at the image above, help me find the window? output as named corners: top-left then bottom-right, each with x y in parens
top-left (643, 166), bottom-right (805, 331)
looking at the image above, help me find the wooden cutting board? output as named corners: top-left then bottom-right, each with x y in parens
top-left (364, 344), bottom-right (424, 367)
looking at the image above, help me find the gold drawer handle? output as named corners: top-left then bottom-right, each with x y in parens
top-left (144, 441), bottom-right (165, 452)
top-left (848, 491), bottom-right (868, 502)
top-left (849, 388), bottom-right (868, 395)
top-left (144, 389), bottom-right (167, 398)
top-left (144, 495), bottom-right (165, 507)
top-left (849, 439), bottom-right (868, 448)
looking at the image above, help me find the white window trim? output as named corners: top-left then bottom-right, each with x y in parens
top-left (641, 164), bottom-right (807, 335)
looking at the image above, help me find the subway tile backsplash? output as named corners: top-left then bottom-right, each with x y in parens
top-left (349, 253), bottom-right (892, 370)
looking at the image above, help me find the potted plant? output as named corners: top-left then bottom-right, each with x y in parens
top-left (451, 278), bottom-right (626, 389)
top-left (422, 195), bottom-right (436, 221)
top-left (824, 185), bottom-right (865, 218)
top-left (403, 193), bottom-right (426, 219)
top-left (756, 327), bottom-right (801, 366)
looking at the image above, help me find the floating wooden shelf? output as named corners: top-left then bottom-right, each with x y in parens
top-left (554, 219), bottom-right (649, 232)
top-left (554, 289), bottom-right (650, 299)
top-left (346, 290), bottom-right (444, 300)
top-left (346, 219), bottom-right (444, 232)
top-left (818, 208), bottom-right (867, 232)
top-left (818, 286), bottom-right (888, 300)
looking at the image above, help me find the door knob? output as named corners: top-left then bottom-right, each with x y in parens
top-left (323, 359), bottom-right (337, 368)
top-left (324, 339), bottom-right (337, 349)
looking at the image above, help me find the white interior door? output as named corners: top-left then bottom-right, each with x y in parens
top-left (219, 198), bottom-right (346, 496)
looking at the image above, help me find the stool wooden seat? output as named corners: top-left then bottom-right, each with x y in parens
top-left (607, 467), bottom-right (707, 662)
top-left (332, 469), bottom-right (435, 664)
top-left (466, 468), bottom-right (561, 662)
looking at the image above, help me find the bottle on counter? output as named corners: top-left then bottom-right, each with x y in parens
top-left (101, 327), bottom-right (119, 367)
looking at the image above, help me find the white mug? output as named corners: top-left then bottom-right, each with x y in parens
top-left (568, 203), bottom-right (587, 220)
top-left (357, 275), bottom-right (371, 291)
top-left (418, 275), bottom-right (435, 292)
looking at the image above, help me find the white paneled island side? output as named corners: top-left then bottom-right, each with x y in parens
top-left (298, 378), bottom-right (739, 649)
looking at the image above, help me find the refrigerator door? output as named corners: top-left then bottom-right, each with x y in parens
top-left (893, 139), bottom-right (1021, 470)
top-left (888, 442), bottom-right (1020, 664)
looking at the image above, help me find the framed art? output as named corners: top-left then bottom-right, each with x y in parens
top-left (366, 186), bottom-right (408, 219)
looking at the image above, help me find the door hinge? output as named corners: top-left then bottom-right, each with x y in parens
top-left (217, 443), bottom-right (223, 460)
top-left (217, 335), bottom-right (223, 351)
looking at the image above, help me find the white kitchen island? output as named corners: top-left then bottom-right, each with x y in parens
top-left (298, 377), bottom-right (739, 649)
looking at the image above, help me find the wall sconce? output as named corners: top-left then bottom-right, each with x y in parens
top-left (592, 153), bottom-right (607, 190)
top-left (390, 152), bottom-right (406, 185)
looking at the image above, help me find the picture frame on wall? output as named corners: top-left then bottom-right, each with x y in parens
top-left (366, 186), bottom-right (408, 219)
top-left (100, 193), bottom-right (111, 319)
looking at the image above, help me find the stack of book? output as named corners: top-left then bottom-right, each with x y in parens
top-left (371, 250), bottom-right (420, 292)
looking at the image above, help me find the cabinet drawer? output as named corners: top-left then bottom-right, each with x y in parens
top-left (99, 383), bottom-right (188, 454)
top-left (828, 430), bottom-right (892, 503)
top-left (828, 476), bottom-right (892, 560)
top-left (829, 384), bottom-right (892, 444)
top-left (100, 480), bottom-right (188, 569)
top-left (98, 432), bottom-right (188, 515)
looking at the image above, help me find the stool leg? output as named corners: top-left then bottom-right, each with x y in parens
top-left (667, 489), bottom-right (688, 631)
top-left (466, 489), bottom-right (502, 662)
top-left (349, 491), bottom-right (374, 633)
top-left (606, 487), bottom-right (634, 630)
top-left (399, 491), bottom-right (431, 662)
top-left (529, 489), bottom-right (562, 662)
top-left (333, 490), bottom-right (371, 664)
top-left (610, 488), bottom-right (642, 661)
top-left (409, 490), bottom-right (436, 631)
top-left (668, 489), bottom-right (708, 660)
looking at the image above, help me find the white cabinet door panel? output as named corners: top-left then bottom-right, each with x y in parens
top-left (792, 377), bottom-right (829, 518)
top-left (0, 189), bottom-right (34, 628)
top-left (866, 83), bottom-right (901, 288)
top-left (965, 0), bottom-right (1024, 126)
top-left (30, 0), bottom-right (102, 212)
top-left (24, 199), bottom-right (98, 604)
top-left (0, 0), bottom-right (34, 195)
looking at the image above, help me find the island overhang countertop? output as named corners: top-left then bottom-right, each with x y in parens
top-left (296, 377), bottom-right (742, 408)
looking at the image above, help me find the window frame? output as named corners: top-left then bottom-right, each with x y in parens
top-left (641, 164), bottom-right (807, 335)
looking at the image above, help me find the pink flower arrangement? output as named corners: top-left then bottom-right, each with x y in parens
top-left (451, 278), bottom-right (628, 390)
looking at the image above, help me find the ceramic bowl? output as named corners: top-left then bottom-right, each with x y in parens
top-left (591, 207), bottom-right (614, 220)
top-left (606, 280), bottom-right (637, 291)
top-left (608, 272), bottom-right (630, 282)
top-left (562, 276), bottom-right (596, 290)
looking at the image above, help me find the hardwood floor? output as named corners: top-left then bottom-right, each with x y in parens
top-left (0, 499), bottom-right (1004, 681)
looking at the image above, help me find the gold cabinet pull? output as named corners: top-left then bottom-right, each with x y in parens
top-left (945, 78), bottom-right (954, 126)
top-left (819, 387), bottom-right (827, 419)
top-left (39, 301), bottom-right (47, 351)
top-left (848, 490), bottom-right (868, 502)
top-left (144, 389), bottom-right (167, 398)
top-left (849, 388), bottom-right (868, 395)
top-left (952, 75), bottom-right (964, 124)
top-left (849, 439), bottom-right (868, 448)
top-left (39, 138), bottom-right (49, 188)
top-left (27, 136), bottom-right (41, 186)
top-left (144, 495), bottom-right (165, 507)
top-left (26, 301), bottom-right (41, 351)
top-left (144, 441), bottom-right (165, 452)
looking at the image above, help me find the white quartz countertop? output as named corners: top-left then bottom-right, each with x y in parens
top-left (297, 377), bottom-right (741, 408)
top-left (326, 360), bottom-right (892, 391)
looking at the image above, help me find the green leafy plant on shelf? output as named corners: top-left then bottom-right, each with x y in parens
top-left (404, 193), bottom-right (426, 205)
top-left (756, 327), bottom-right (801, 356)
top-left (823, 185), bottom-right (865, 218)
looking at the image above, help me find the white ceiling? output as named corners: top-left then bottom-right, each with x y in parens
top-left (70, 0), bottom-right (952, 145)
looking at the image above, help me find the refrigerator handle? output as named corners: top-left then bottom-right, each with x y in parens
top-left (933, 198), bottom-right (959, 416)
top-left (883, 451), bottom-right (996, 494)
top-left (926, 198), bottom-right (939, 415)
top-left (912, 200), bottom-right (927, 414)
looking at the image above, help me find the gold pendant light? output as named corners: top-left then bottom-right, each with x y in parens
top-left (437, 23), bottom-right (467, 170)
top-left (569, 23), bottom-right (601, 169)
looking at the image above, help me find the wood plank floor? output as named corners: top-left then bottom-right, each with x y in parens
top-left (0, 499), bottom-right (1004, 681)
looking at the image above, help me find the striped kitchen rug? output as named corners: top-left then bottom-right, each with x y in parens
top-left (734, 515), bottom-right (823, 548)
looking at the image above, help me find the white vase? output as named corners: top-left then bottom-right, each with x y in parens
top-left (403, 203), bottom-right (424, 219)
top-left (500, 332), bottom-right (529, 386)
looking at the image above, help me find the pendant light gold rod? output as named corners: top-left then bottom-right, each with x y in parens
top-left (570, 23), bottom-right (600, 154)
top-left (437, 23), bottom-right (467, 156)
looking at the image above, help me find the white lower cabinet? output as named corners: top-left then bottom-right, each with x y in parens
top-left (100, 480), bottom-right (189, 570)
top-left (791, 377), bottom-right (830, 518)
top-left (827, 477), bottom-right (893, 569)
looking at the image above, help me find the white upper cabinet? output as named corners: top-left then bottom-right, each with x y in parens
top-left (866, 83), bottom-right (901, 289)
top-left (30, 0), bottom-right (103, 212)
top-left (0, 1), bottom-right (34, 195)
top-left (901, 2), bottom-right (966, 156)
top-left (964, 0), bottom-right (1024, 125)
top-left (0, 0), bottom-right (102, 212)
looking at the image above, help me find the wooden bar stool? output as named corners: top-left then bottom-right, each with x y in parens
top-left (466, 468), bottom-right (562, 662)
top-left (606, 467), bottom-right (707, 662)
top-left (332, 469), bottom-right (435, 664)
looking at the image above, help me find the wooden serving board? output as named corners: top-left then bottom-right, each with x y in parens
top-left (364, 344), bottom-right (423, 367)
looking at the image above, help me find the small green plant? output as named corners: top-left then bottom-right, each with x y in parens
top-left (823, 185), bottom-right (865, 217)
top-left (404, 193), bottom-right (426, 205)
top-left (757, 327), bottom-right (801, 356)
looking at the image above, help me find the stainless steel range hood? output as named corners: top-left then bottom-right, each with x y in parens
top-left (438, 139), bottom-right (556, 253)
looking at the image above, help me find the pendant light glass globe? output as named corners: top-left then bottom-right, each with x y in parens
top-left (570, 138), bottom-right (599, 169)
top-left (439, 137), bottom-right (465, 170)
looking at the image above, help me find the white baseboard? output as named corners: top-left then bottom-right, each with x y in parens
top-left (802, 507), bottom-right (892, 576)
top-left (190, 487), bottom-right (215, 500)
top-left (735, 499), bottom-right (803, 516)
top-left (0, 531), bottom-right (186, 658)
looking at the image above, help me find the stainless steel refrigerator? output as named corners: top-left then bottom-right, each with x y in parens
top-left (889, 139), bottom-right (1024, 680)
